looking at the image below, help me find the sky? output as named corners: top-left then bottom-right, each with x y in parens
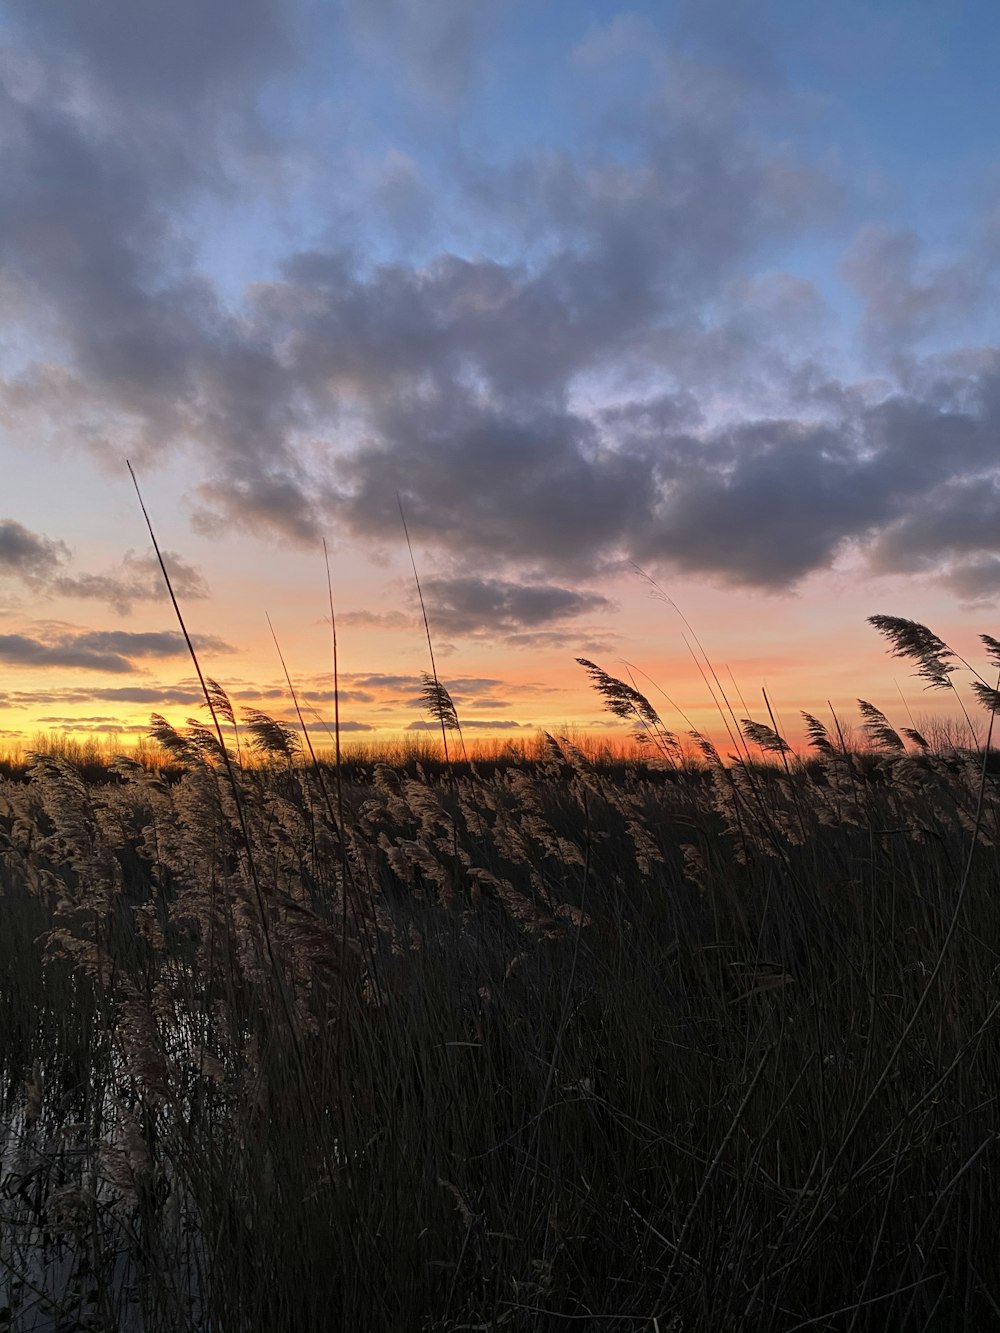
top-left (2, 0), bottom-right (1000, 754)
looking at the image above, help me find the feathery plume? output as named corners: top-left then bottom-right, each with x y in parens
top-left (970, 681), bottom-right (1000, 714)
top-left (576, 658), bottom-right (660, 727)
top-left (242, 708), bottom-right (301, 760)
top-left (901, 727), bottom-right (930, 752)
top-left (576, 657), bottom-right (680, 759)
top-left (867, 615), bottom-right (956, 689)
top-left (420, 673), bottom-right (460, 732)
top-left (801, 712), bottom-right (834, 755)
top-left (741, 719), bottom-right (791, 754)
top-left (980, 634), bottom-right (1000, 670)
top-left (204, 678), bottom-right (236, 727)
top-left (149, 713), bottom-right (196, 761)
top-left (858, 700), bottom-right (905, 753)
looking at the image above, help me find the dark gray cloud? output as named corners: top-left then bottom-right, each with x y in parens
top-left (1, 0), bottom-right (999, 607)
top-left (406, 718), bottom-right (523, 731)
top-left (0, 683), bottom-right (287, 709)
top-left (45, 722), bottom-right (150, 735)
top-left (0, 5), bottom-right (837, 566)
top-left (300, 688), bottom-right (376, 704)
top-left (0, 625), bottom-right (231, 674)
top-left (36, 713), bottom-right (152, 734)
top-left (866, 474), bottom-right (1000, 599)
top-left (0, 0), bottom-right (314, 537)
top-left (67, 629), bottom-right (233, 657)
top-left (0, 686), bottom-right (204, 707)
top-left (11, 0), bottom-right (290, 108)
top-left (423, 576), bottom-right (612, 634)
top-left (342, 672), bottom-right (505, 696)
top-left (0, 520), bottom-right (68, 579)
top-left (0, 633), bottom-right (136, 673)
top-left (945, 557), bottom-right (1000, 600)
top-left (38, 714), bottom-right (139, 724)
top-left (342, 672), bottom-right (424, 692)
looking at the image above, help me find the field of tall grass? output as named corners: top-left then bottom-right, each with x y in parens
top-left (2, 609), bottom-right (1000, 1331)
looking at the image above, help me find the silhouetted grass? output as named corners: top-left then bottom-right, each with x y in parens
top-left (1, 618), bottom-right (1000, 1331)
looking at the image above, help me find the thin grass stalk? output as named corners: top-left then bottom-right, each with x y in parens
top-left (397, 494), bottom-right (451, 768)
top-left (322, 539), bottom-right (345, 829)
top-left (126, 461), bottom-right (307, 1074)
top-left (632, 563), bottom-right (758, 769)
top-left (265, 614), bottom-right (330, 876)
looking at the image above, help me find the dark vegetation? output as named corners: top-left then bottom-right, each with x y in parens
top-left (1, 614), bottom-right (1000, 1331)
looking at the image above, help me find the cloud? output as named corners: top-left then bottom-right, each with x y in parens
top-left (342, 672), bottom-right (424, 692)
top-left (406, 718), bottom-right (524, 731)
top-left (501, 629), bottom-right (619, 654)
top-left (36, 713), bottom-right (152, 734)
top-left (842, 225), bottom-right (991, 351)
top-left (0, 686), bottom-right (206, 707)
top-left (38, 714), bottom-right (142, 723)
top-left (312, 718), bottom-right (375, 733)
top-left (0, 518), bottom-right (210, 613)
top-left (342, 672), bottom-right (505, 696)
top-left (944, 557), bottom-right (1000, 601)
top-left (276, 717), bottom-right (375, 733)
top-left (0, 0), bottom-right (315, 537)
top-left (43, 722), bottom-right (150, 735)
top-left (53, 549), bottom-right (209, 613)
top-left (0, 625), bottom-right (231, 674)
top-left (0, 633), bottom-right (136, 673)
top-left (423, 576), bottom-right (613, 635)
top-left (0, 520), bottom-right (68, 580)
top-left (68, 629), bottom-right (232, 657)
top-left (7, 0), bottom-right (290, 109)
top-left (0, 8), bottom-right (836, 567)
top-left (866, 474), bottom-right (1000, 599)
top-left (1, 0), bottom-right (1000, 609)
top-left (572, 13), bottom-right (659, 71)
top-left (338, 609), bottom-right (415, 631)
top-left (345, 0), bottom-right (501, 103)
top-left (300, 688), bottom-right (376, 704)
top-left (672, 0), bottom-right (782, 91)
top-left (0, 682), bottom-right (297, 712)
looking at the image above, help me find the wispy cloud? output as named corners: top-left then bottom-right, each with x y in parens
top-left (337, 610), bottom-right (415, 631)
top-left (345, 0), bottom-right (502, 103)
top-left (52, 550), bottom-right (209, 613)
top-left (0, 517), bottom-right (209, 613)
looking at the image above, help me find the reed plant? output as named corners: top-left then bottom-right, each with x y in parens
top-left (1, 610), bottom-right (999, 1331)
